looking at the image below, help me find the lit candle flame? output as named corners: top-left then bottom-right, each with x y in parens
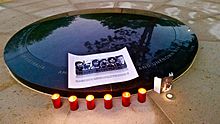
top-left (86, 95), bottom-right (94, 101)
top-left (104, 94), bottom-right (112, 100)
top-left (51, 93), bottom-right (60, 100)
top-left (138, 88), bottom-right (147, 94)
top-left (122, 92), bottom-right (130, 98)
top-left (68, 96), bottom-right (77, 102)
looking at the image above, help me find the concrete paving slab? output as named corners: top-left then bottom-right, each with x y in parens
top-left (115, 1), bottom-right (163, 11)
top-left (149, 41), bottom-right (220, 124)
top-left (0, 84), bottom-right (70, 124)
top-left (0, 33), bottom-right (12, 57)
top-left (153, 4), bottom-right (220, 41)
top-left (0, 57), bottom-right (16, 92)
top-left (115, 0), bottom-right (169, 2)
top-left (186, 1), bottom-right (220, 15)
top-left (0, 0), bottom-right (44, 7)
top-left (74, 2), bottom-right (115, 9)
top-left (69, 0), bottom-right (115, 4)
top-left (191, 41), bottom-right (220, 76)
top-left (154, 4), bottom-right (211, 22)
top-left (32, 5), bottom-right (76, 18)
top-left (0, 9), bottom-right (39, 33)
top-left (0, 5), bottom-right (6, 11)
top-left (64, 95), bottom-right (172, 124)
top-left (167, 0), bottom-right (220, 15)
top-left (187, 19), bottom-right (220, 41)
top-left (13, 0), bottom-right (69, 13)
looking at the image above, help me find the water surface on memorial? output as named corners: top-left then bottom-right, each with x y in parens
top-left (4, 12), bottom-right (198, 97)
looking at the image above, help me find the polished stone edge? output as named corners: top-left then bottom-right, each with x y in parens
top-left (33, 8), bottom-right (184, 24)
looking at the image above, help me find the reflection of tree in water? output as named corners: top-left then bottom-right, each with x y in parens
top-left (5, 17), bottom-right (74, 53)
top-left (82, 13), bottom-right (158, 67)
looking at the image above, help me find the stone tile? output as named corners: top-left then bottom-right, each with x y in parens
top-left (74, 2), bottom-right (115, 10)
top-left (115, 0), bottom-right (169, 2)
top-left (0, 6), bottom-right (6, 11)
top-left (214, 14), bottom-right (220, 20)
top-left (167, 0), bottom-right (220, 15)
top-left (167, 0), bottom-right (200, 7)
top-left (13, 0), bottom-right (69, 13)
top-left (0, 11), bottom-right (39, 33)
top-left (192, 41), bottom-right (220, 76)
top-left (205, 0), bottom-right (220, 3)
top-left (115, 1), bottom-right (163, 11)
top-left (153, 4), bottom-right (220, 41)
top-left (0, 9), bottom-right (23, 25)
top-left (66, 8), bottom-right (122, 16)
top-left (187, 19), bottom-right (220, 41)
top-left (154, 5), bottom-right (211, 22)
top-left (0, 57), bottom-right (16, 92)
top-left (0, 0), bottom-right (12, 4)
top-left (0, 84), bottom-right (70, 124)
top-left (186, 1), bottom-right (220, 15)
top-left (32, 4), bottom-right (76, 18)
top-left (149, 41), bottom-right (220, 124)
top-left (64, 94), bottom-right (172, 124)
top-left (69, 0), bottom-right (115, 4)
top-left (0, 33), bottom-right (13, 57)
top-left (1, 0), bottom-right (44, 7)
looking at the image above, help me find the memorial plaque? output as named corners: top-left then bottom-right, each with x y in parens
top-left (4, 9), bottom-right (198, 97)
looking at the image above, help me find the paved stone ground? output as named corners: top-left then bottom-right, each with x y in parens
top-left (0, 0), bottom-right (219, 124)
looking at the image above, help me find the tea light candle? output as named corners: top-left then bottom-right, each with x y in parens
top-left (51, 93), bottom-right (61, 109)
top-left (104, 94), bottom-right (112, 109)
top-left (86, 95), bottom-right (95, 110)
top-left (138, 88), bottom-right (147, 103)
top-left (68, 95), bottom-right (78, 111)
top-left (122, 92), bottom-right (131, 107)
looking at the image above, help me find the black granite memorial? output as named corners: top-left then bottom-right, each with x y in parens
top-left (4, 9), bottom-right (198, 97)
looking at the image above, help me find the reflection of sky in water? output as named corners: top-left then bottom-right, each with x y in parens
top-left (26, 15), bottom-right (187, 67)
top-left (149, 24), bottom-right (175, 55)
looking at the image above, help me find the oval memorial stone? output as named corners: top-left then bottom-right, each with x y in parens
top-left (4, 9), bottom-right (198, 97)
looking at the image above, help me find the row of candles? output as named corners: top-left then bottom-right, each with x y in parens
top-left (51, 88), bottom-right (147, 110)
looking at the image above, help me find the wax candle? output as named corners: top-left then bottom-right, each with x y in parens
top-left (104, 94), bottom-right (113, 109)
top-left (86, 95), bottom-right (95, 110)
top-left (138, 88), bottom-right (147, 103)
top-left (68, 95), bottom-right (78, 111)
top-left (122, 92), bottom-right (131, 107)
top-left (51, 93), bottom-right (61, 109)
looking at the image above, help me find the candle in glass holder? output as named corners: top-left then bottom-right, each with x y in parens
top-left (86, 95), bottom-right (95, 110)
top-left (51, 93), bottom-right (61, 109)
top-left (104, 94), bottom-right (112, 109)
top-left (122, 92), bottom-right (131, 107)
top-left (138, 88), bottom-right (147, 103)
top-left (68, 95), bottom-right (78, 111)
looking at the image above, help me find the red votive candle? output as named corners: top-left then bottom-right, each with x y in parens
top-left (122, 92), bottom-right (131, 107)
top-left (51, 93), bottom-right (61, 109)
top-left (86, 95), bottom-right (95, 110)
top-left (68, 95), bottom-right (78, 111)
top-left (138, 88), bottom-right (147, 103)
top-left (104, 94), bottom-right (113, 109)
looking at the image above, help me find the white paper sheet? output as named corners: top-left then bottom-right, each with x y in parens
top-left (68, 47), bottom-right (139, 88)
top-left (154, 77), bottom-right (162, 94)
